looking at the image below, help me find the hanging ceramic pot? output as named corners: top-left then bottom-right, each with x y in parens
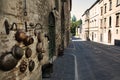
top-left (15, 30), bottom-right (27, 42)
top-left (11, 45), bottom-right (24, 60)
top-left (41, 49), bottom-right (45, 53)
top-left (23, 36), bottom-right (34, 46)
top-left (36, 43), bottom-right (42, 53)
top-left (0, 52), bottom-right (18, 71)
top-left (44, 34), bottom-right (50, 41)
top-left (19, 60), bottom-right (27, 73)
top-left (25, 47), bottom-right (32, 58)
top-left (29, 60), bottom-right (35, 72)
top-left (38, 53), bottom-right (43, 61)
top-left (34, 29), bottom-right (37, 36)
top-left (37, 32), bottom-right (42, 43)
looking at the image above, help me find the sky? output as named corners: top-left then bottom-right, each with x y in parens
top-left (71, 0), bottom-right (96, 20)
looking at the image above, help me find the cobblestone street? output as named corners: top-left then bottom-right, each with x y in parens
top-left (43, 37), bottom-right (120, 80)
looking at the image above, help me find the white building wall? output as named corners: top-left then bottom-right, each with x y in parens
top-left (101, 0), bottom-right (120, 45)
top-left (89, 2), bottom-right (99, 42)
top-left (82, 0), bottom-right (120, 45)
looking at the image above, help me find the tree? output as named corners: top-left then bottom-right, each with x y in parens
top-left (79, 19), bottom-right (82, 25)
top-left (70, 22), bottom-right (77, 36)
top-left (72, 15), bottom-right (77, 22)
top-left (76, 19), bottom-right (82, 27)
top-left (70, 17), bottom-right (82, 36)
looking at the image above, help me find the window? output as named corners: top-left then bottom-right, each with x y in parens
top-left (104, 4), bottom-right (107, 13)
top-left (116, 0), bottom-right (120, 6)
top-left (116, 29), bottom-right (118, 34)
top-left (95, 34), bottom-right (96, 38)
top-left (109, 0), bottom-right (112, 10)
top-left (116, 15), bottom-right (119, 27)
top-left (94, 19), bottom-right (96, 27)
top-left (92, 20), bottom-right (94, 26)
top-left (109, 16), bottom-right (112, 28)
top-left (101, 7), bottom-right (103, 15)
top-left (100, 34), bottom-right (103, 42)
top-left (100, 19), bottom-right (103, 28)
top-left (104, 18), bottom-right (106, 28)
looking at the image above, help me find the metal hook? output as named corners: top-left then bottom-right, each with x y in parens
top-left (4, 20), bottom-right (10, 35)
top-left (25, 21), bottom-right (28, 32)
top-left (34, 23), bottom-right (42, 29)
top-left (44, 34), bottom-right (50, 41)
top-left (10, 22), bottom-right (18, 30)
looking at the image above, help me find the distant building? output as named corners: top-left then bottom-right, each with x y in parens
top-left (81, 9), bottom-right (90, 40)
top-left (82, 0), bottom-right (120, 45)
top-left (76, 25), bottom-right (81, 37)
top-left (99, 0), bottom-right (120, 45)
top-left (89, 0), bottom-right (99, 42)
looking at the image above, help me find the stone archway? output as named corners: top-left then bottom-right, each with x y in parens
top-left (42, 12), bottom-right (56, 78)
top-left (61, 6), bottom-right (65, 50)
top-left (108, 30), bottom-right (111, 43)
top-left (48, 12), bottom-right (56, 59)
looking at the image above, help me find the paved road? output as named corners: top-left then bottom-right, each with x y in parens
top-left (43, 37), bottom-right (120, 80)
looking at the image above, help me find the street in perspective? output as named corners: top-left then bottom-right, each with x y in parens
top-left (1, 0), bottom-right (120, 80)
top-left (44, 37), bottom-right (120, 80)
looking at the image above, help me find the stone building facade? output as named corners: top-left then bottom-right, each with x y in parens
top-left (82, 0), bottom-right (120, 45)
top-left (99, 0), bottom-right (120, 45)
top-left (89, 1), bottom-right (99, 42)
top-left (82, 0), bottom-right (100, 42)
top-left (0, 0), bottom-right (72, 80)
top-left (81, 9), bottom-right (89, 40)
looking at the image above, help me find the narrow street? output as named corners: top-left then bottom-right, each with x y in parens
top-left (43, 37), bottom-right (120, 80)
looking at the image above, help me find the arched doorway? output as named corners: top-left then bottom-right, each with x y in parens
top-left (100, 33), bottom-right (103, 42)
top-left (92, 32), bottom-right (94, 41)
top-left (108, 30), bottom-right (111, 43)
top-left (61, 6), bottom-right (65, 50)
top-left (42, 12), bottom-right (55, 78)
top-left (48, 12), bottom-right (56, 59)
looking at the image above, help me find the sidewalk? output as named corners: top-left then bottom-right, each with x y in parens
top-left (43, 48), bottom-right (75, 80)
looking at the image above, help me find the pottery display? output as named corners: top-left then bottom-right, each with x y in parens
top-left (0, 52), bottom-right (18, 71)
top-left (37, 32), bottom-right (42, 43)
top-left (36, 43), bottom-right (42, 53)
top-left (29, 60), bottom-right (35, 72)
top-left (19, 60), bottom-right (27, 73)
top-left (38, 53), bottom-right (43, 61)
top-left (15, 30), bottom-right (27, 42)
top-left (11, 45), bottom-right (24, 60)
top-left (23, 36), bottom-right (34, 46)
top-left (25, 47), bottom-right (32, 58)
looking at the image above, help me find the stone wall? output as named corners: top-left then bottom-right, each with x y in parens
top-left (0, 0), bottom-right (71, 80)
top-left (64, 0), bottom-right (71, 48)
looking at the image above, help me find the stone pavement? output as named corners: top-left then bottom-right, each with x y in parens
top-left (43, 48), bottom-right (75, 80)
